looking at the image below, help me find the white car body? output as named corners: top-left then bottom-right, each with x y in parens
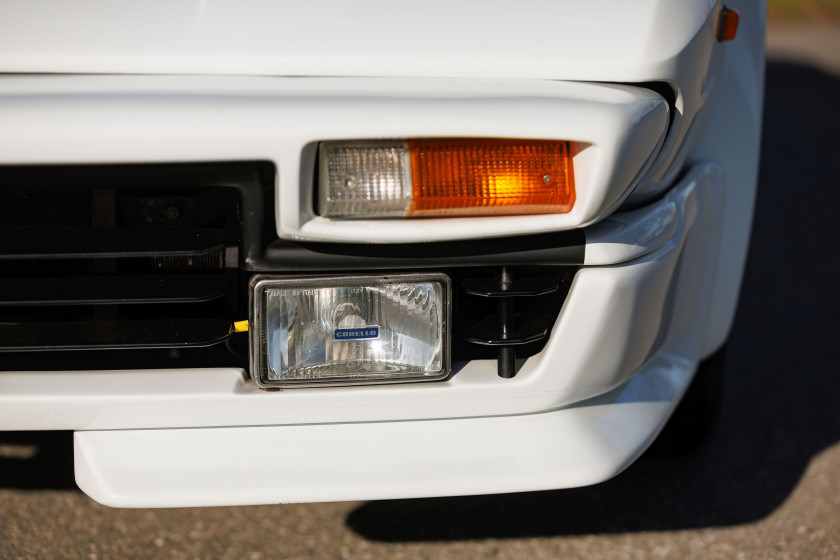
top-left (0, 0), bottom-right (764, 507)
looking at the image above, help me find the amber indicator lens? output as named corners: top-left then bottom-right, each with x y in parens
top-left (407, 139), bottom-right (574, 216)
top-left (318, 139), bottom-right (575, 219)
top-left (716, 6), bottom-right (739, 41)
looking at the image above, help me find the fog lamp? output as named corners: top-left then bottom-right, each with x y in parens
top-left (319, 138), bottom-right (575, 218)
top-left (250, 274), bottom-right (450, 387)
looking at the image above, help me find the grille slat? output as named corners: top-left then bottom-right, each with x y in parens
top-left (451, 265), bottom-right (576, 378)
top-left (461, 312), bottom-right (555, 346)
top-left (0, 225), bottom-right (226, 260)
top-left (0, 318), bottom-right (232, 351)
top-left (0, 274), bottom-right (227, 307)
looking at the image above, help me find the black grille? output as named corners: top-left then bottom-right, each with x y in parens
top-left (450, 265), bottom-right (576, 377)
top-left (0, 163), bottom-right (270, 353)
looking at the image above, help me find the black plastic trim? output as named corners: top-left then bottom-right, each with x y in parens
top-left (251, 230), bottom-right (585, 271)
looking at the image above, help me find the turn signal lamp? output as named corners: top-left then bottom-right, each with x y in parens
top-left (319, 139), bottom-right (575, 218)
top-left (717, 6), bottom-right (739, 42)
top-left (250, 274), bottom-right (450, 387)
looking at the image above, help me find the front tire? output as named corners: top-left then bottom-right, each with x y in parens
top-left (645, 346), bottom-right (726, 458)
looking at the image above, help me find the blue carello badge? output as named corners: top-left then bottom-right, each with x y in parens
top-left (333, 326), bottom-right (380, 340)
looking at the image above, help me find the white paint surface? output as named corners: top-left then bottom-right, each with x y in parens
top-left (74, 351), bottom-right (694, 507)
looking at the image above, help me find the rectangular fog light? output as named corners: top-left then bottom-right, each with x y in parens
top-left (250, 274), bottom-right (450, 387)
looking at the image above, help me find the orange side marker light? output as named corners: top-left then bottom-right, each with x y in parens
top-left (717, 6), bottom-right (739, 42)
top-left (406, 139), bottom-right (575, 217)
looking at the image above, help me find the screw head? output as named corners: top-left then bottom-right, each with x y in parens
top-left (342, 175), bottom-right (357, 190)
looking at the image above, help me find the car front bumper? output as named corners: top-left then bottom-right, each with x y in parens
top-left (1, 163), bottom-right (726, 506)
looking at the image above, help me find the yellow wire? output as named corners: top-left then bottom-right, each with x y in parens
top-left (233, 320), bottom-right (249, 333)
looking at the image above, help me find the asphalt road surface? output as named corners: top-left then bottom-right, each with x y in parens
top-left (2, 23), bottom-right (840, 560)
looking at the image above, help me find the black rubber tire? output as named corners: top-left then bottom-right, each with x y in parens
top-left (644, 345), bottom-right (726, 459)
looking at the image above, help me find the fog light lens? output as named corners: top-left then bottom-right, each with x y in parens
top-left (319, 138), bottom-right (575, 218)
top-left (250, 274), bottom-right (450, 387)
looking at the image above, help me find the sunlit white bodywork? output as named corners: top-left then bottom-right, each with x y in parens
top-left (0, 0), bottom-right (764, 507)
top-left (0, 76), bottom-right (668, 241)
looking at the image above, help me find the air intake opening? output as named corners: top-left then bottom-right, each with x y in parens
top-left (0, 162), bottom-right (271, 354)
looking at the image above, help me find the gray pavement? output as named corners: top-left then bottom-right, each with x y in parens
top-left (3, 24), bottom-right (840, 560)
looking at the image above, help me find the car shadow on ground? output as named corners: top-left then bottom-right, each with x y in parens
top-left (0, 61), bottom-right (838, 539)
top-left (0, 431), bottom-right (74, 490)
top-left (344, 60), bottom-right (840, 541)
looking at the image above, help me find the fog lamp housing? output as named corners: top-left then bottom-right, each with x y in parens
top-left (250, 274), bottom-right (451, 388)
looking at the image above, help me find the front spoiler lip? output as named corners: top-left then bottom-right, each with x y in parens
top-left (74, 351), bottom-right (695, 508)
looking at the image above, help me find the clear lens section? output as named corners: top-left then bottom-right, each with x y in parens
top-left (258, 275), bottom-right (448, 386)
top-left (319, 141), bottom-right (412, 218)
